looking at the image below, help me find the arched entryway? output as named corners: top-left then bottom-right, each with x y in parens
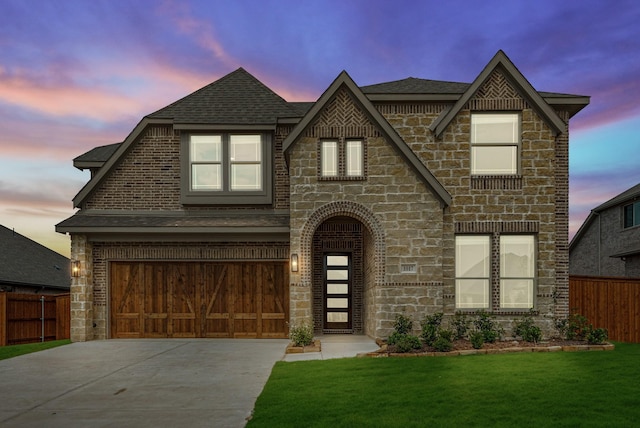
top-left (298, 201), bottom-right (386, 336)
top-left (312, 217), bottom-right (364, 333)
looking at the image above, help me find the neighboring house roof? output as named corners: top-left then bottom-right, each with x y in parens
top-left (73, 142), bottom-right (121, 170)
top-left (570, 182), bottom-right (640, 250)
top-left (430, 50), bottom-right (569, 137)
top-left (282, 70), bottom-right (452, 207)
top-left (0, 225), bottom-right (70, 291)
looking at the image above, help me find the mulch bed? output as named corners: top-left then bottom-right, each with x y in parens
top-left (368, 338), bottom-right (614, 357)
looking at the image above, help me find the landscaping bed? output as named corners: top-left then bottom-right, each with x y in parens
top-left (370, 338), bottom-right (614, 357)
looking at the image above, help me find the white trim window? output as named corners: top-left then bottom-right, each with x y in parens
top-left (320, 139), bottom-right (364, 178)
top-left (455, 235), bottom-right (491, 309)
top-left (471, 113), bottom-right (520, 175)
top-left (500, 235), bottom-right (535, 309)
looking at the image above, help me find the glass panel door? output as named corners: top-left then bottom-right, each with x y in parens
top-left (324, 253), bottom-right (351, 330)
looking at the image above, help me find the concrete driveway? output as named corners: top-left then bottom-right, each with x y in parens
top-left (0, 339), bottom-right (289, 428)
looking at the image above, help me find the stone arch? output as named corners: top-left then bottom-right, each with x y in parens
top-left (299, 201), bottom-right (385, 285)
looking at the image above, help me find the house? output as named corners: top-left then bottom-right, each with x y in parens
top-left (0, 225), bottom-right (71, 294)
top-left (56, 50), bottom-right (589, 342)
top-left (570, 183), bottom-right (640, 278)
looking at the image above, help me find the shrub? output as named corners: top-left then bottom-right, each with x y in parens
top-left (289, 322), bottom-right (314, 347)
top-left (387, 331), bottom-right (403, 346)
top-left (420, 312), bottom-right (443, 346)
top-left (451, 312), bottom-right (470, 340)
top-left (473, 310), bottom-right (503, 343)
top-left (566, 313), bottom-right (589, 340)
top-left (587, 327), bottom-right (608, 345)
top-left (393, 313), bottom-right (414, 335)
top-left (513, 311), bottom-right (542, 343)
top-left (395, 334), bottom-right (423, 353)
top-left (469, 330), bottom-right (484, 349)
top-left (433, 336), bottom-right (453, 352)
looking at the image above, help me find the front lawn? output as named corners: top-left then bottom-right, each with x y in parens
top-left (0, 339), bottom-right (71, 361)
top-left (248, 342), bottom-right (640, 427)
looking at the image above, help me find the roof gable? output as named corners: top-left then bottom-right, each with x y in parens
top-left (430, 50), bottom-right (567, 137)
top-left (283, 71), bottom-right (452, 207)
top-left (72, 68), bottom-right (302, 208)
top-left (148, 68), bottom-right (299, 125)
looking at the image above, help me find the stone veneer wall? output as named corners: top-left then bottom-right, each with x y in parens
top-left (86, 241), bottom-right (289, 340)
top-left (375, 69), bottom-right (570, 336)
top-left (288, 87), bottom-right (445, 339)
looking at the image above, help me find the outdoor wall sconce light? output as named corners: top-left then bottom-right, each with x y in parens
top-left (71, 260), bottom-right (81, 277)
top-left (291, 254), bottom-right (298, 272)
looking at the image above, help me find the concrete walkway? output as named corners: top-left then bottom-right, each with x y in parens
top-left (0, 336), bottom-right (378, 428)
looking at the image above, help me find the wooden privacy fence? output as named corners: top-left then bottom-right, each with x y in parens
top-left (569, 275), bottom-right (640, 343)
top-left (0, 293), bottom-right (70, 346)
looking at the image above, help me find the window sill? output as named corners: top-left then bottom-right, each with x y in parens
top-left (181, 192), bottom-right (272, 205)
top-left (471, 175), bottom-right (522, 190)
top-left (318, 176), bottom-right (366, 182)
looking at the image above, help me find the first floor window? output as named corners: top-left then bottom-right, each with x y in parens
top-left (455, 236), bottom-right (490, 309)
top-left (623, 201), bottom-right (640, 228)
top-left (456, 234), bottom-right (536, 310)
top-left (500, 235), bottom-right (535, 309)
top-left (471, 113), bottom-right (520, 175)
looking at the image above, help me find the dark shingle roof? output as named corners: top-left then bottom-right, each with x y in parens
top-left (0, 225), bottom-right (70, 290)
top-left (147, 68), bottom-right (301, 125)
top-left (56, 213), bottom-right (289, 229)
top-left (73, 142), bottom-right (122, 168)
top-left (361, 77), bottom-right (470, 94)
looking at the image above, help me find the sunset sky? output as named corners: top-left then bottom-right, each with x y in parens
top-left (1, 0), bottom-right (639, 257)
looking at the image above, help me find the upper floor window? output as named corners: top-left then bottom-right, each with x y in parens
top-left (320, 139), bottom-right (365, 179)
top-left (181, 133), bottom-right (272, 205)
top-left (471, 113), bottom-right (520, 175)
top-left (623, 201), bottom-right (640, 228)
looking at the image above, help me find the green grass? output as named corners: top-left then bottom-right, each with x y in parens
top-left (248, 343), bottom-right (640, 427)
top-left (0, 339), bottom-right (71, 361)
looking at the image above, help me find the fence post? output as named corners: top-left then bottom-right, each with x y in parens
top-left (0, 293), bottom-right (7, 346)
top-left (40, 295), bottom-right (45, 342)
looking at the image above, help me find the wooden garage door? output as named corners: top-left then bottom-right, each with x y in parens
top-left (110, 261), bottom-right (289, 339)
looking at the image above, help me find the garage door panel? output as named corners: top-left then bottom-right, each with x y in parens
top-left (111, 261), bottom-right (288, 339)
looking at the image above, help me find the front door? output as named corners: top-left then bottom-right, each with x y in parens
top-left (324, 253), bottom-right (352, 330)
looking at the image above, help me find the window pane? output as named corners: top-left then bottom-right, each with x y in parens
top-left (322, 141), bottom-right (338, 176)
top-left (327, 283), bottom-right (349, 294)
top-left (634, 202), bottom-right (640, 227)
top-left (472, 114), bottom-right (518, 144)
top-left (327, 312), bottom-right (348, 322)
top-left (190, 135), bottom-right (221, 162)
top-left (327, 298), bottom-right (348, 308)
top-left (456, 279), bottom-right (489, 309)
top-left (346, 140), bottom-right (363, 176)
top-left (327, 269), bottom-right (348, 280)
top-left (624, 204), bottom-right (634, 228)
top-left (501, 279), bottom-right (533, 308)
top-left (230, 135), bottom-right (261, 162)
top-left (455, 236), bottom-right (490, 277)
top-left (192, 164), bottom-right (221, 190)
top-left (230, 164), bottom-right (261, 190)
top-left (327, 255), bottom-right (349, 266)
top-left (501, 235), bottom-right (535, 277)
top-left (472, 146), bottom-right (517, 174)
